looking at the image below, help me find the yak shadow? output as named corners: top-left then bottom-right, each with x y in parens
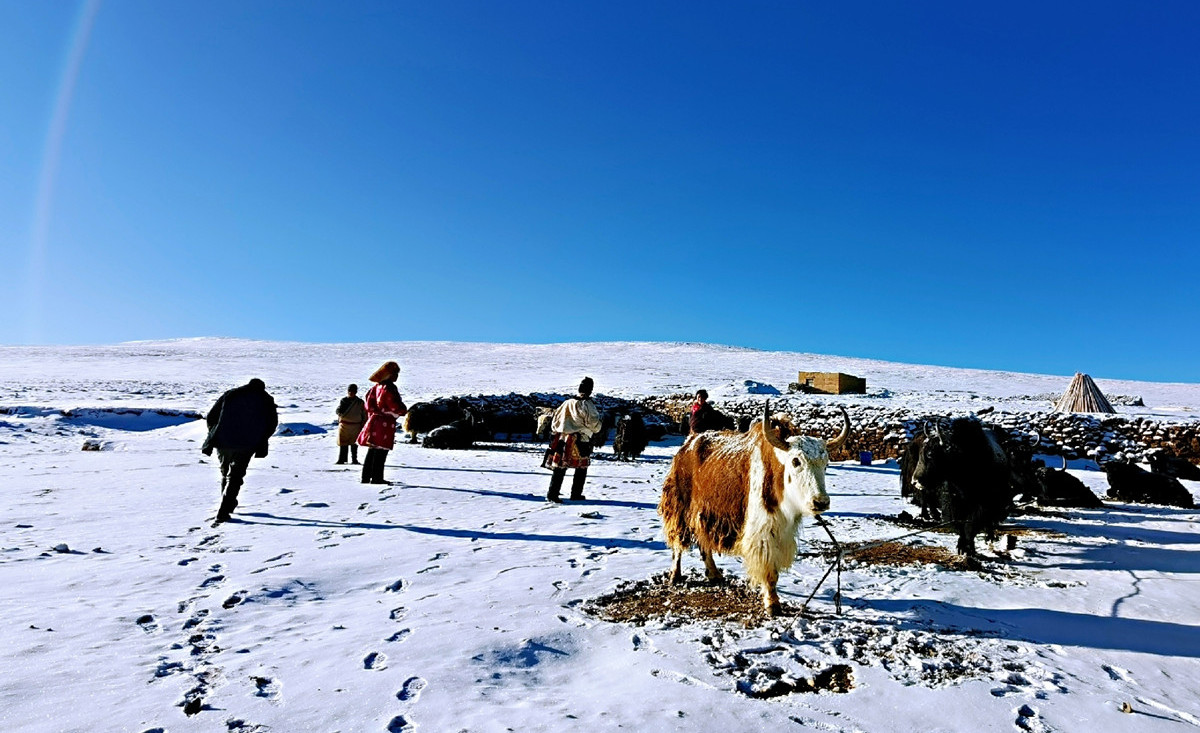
top-left (1038, 541), bottom-right (1200, 574)
top-left (1021, 516), bottom-right (1200, 547)
top-left (1094, 503), bottom-right (1200, 524)
top-left (862, 598), bottom-right (1200, 659)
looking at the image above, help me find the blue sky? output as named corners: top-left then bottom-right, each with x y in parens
top-left (2, 2), bottom-right (1198, 382)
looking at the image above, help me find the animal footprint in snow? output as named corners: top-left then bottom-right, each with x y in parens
top-left (386, 715), bottom-right (415, 732)
top-left (396, 676), bottom-right (427, 703)
top-left (364, 651), bottom-right (387, 670)
top-left (178, 557), bottom-right (198, 566)
top-left (136, 614), bottom-right (158, 633)
top-left (384, 579), bottom-right (408, 593)
top-left (389, 607), bottom-right (407, 621)
top-left (385, 629), bottom-right (411, 644)
top-left (417, 565), bottom-right (439, 574)
top-left (1102, 664), bottom-right (1133, 682)
top-left (200, 574), bottom-right (226, 588)
top-left (428, 552), bottom-right (448, 561)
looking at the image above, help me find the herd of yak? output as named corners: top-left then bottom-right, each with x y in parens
top-left (399, 396), bottom-right (660, 459)
top-left (401, 396), bottom-right (1199, 563)
top-left (899, 412), bottom-right (1198, 560)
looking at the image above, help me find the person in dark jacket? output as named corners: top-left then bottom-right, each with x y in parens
top-left (689, 389), bottom-right (716, 433)
top-left (202, 378), bottom-right (279, 526)
top-left (335, 383), bottom-right (367, 465)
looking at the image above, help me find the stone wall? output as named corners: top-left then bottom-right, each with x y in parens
top-left (638, 394), bottom-right (1200, 465)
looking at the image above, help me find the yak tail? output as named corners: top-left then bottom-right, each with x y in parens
top-left (658, 468), bottom-right (689, 551)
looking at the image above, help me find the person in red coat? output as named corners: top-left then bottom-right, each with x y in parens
top-left (357, 361), bottom-right (407, 484)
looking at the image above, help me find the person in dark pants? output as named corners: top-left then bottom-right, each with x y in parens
top-left (201, 378), bottom-right (278, 526)
top-left (542, 377), bottom-right (602, 503)
top-left (335, 383), bottom-right (367, 465)
top-left (357, 361), bottom-right (407, 485)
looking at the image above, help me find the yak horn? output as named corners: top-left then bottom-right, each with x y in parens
top-left (826, 406), bottom-right (851, 451)
top-left (762, 401), bottom-right (788, 450)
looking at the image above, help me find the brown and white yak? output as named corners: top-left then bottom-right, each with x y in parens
top-left (659, 403), bottom-right (849, 615)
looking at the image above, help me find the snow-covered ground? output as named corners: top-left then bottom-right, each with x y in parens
top-left (1, 339), bottom-right (1199, 732)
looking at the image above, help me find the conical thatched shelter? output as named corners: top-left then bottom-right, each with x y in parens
top-left (1053, 372), bottom-right (1116, 414)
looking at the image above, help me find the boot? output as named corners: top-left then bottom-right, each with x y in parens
top-left (547, 469), bottom-right (566, 503)
top-left (370, 449), bottom-right (390, 484)
top-left (569, 468), bottom-right (588, 501)
top-left (361, 450), bottom-right (376, 484)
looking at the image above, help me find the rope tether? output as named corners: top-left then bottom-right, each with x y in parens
top-left (799, 515), bottom-right (957, 616)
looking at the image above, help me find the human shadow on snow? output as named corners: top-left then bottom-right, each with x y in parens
top-left (410, 483), bottom-right (658, 510)
top-left (232, 512), bottom-right (666, 550)
top-left (236, 512), bottom-right (404, 531)
top-left (395, 524), bottom-right (667, 551)
top-left (394, 463), bottom-right (660, 482)
top-left (862, 598), bottom-right (1200, 659)
top-left (396, 464), bottom-right (547, 477)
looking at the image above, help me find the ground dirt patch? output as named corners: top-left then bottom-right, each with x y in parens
top-left (843, 541), bottom-right (975, 570)
top-left (585, 573), bottom-right (797, 627)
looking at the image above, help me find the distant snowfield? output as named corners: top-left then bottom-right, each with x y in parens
top-left (1, 340), bottom-right (1198, 732)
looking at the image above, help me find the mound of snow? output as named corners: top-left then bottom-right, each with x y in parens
top-left (736, 380), bottom-right (781, 395)
top-left (0, 406), bottom-right (60, 418)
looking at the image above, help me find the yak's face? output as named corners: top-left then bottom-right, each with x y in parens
top-left (779, 436), bottom-right (832, 515)
top-left (915, 437), bottom-right (945, 482)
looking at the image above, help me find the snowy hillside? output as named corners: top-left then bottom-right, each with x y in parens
top-left (1, 340), bottom-right (1199, 732)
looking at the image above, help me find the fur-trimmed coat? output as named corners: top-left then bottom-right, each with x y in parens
top-left (550, 396), bottom-right (602, 440)
top-left (357, 382), bottom-right (407, 450)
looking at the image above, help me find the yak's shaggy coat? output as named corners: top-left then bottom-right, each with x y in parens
top-left (659, 408), bottom-right (845, 613)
